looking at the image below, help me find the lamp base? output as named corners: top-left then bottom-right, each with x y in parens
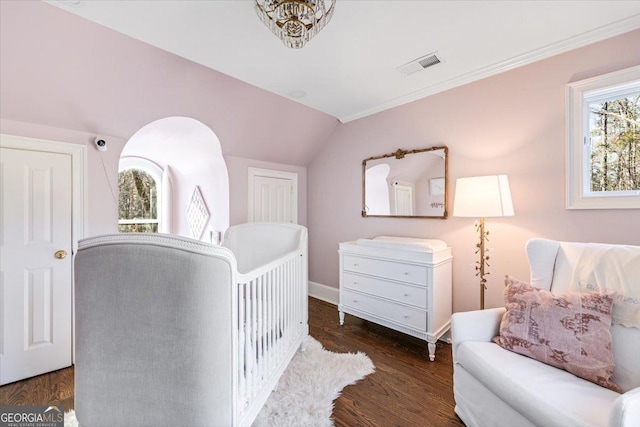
top-left (476, 217), bottom-right (488, 310)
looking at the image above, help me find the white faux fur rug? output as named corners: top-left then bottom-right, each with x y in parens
top-left (64, 335), bottom-right (374, 427)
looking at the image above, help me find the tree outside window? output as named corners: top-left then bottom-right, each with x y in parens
top-left (588, 95), bottom-right (639, 193)
top-left (118, 157), bottom-right (165, 233)
top-left (118, 168), bottom-right (158, 232)
top-left (566, 65), bottom-right (640, 209)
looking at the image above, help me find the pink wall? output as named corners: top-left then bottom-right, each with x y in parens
top-left (307, 29), bottom-right (640, 313)
top-left (0, 118), bottom-right (124, 237)
top-left (0, 1), bottom-right (338, 167)
top-left (0, 1), bottom-right (336, 238)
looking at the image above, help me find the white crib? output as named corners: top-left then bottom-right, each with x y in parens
top-left (74, 223), bottom-right (308, 427)
top-left (223, 223), bottom-right (309, 426)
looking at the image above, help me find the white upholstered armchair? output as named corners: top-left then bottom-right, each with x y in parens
top-left (451, 239), bottom-right (640, 427)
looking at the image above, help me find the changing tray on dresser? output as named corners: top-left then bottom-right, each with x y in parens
top-left (338, 236), bottom-right (453, 361)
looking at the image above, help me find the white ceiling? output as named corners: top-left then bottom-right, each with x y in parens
top-left (47, 1), bottom-right (640, 123)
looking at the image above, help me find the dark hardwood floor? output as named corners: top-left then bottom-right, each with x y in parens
top-left (0, 364), bottom-right (74, 411)
top-left (1, 297), bottom-right (464, 426)
top-left (310, 298), bottom-right (463, 427)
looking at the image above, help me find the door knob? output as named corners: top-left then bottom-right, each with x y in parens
top-left (54, 250), bottom-right (67, 260)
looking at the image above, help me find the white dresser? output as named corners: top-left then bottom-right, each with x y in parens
top-left (338, 236), bottom-right (452, 361)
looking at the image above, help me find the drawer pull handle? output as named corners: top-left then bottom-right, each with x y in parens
top-left (404, 272), bottom-right (410, 275)
top-left (404, 293), bottom-right (409, 297)
top-left (403, 315), bottom-right (409, 319)
top-left (353, 282), bottom-right (358, 285)
top-left (353, 263), bottom-right (359, 267)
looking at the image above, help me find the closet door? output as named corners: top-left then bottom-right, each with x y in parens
top-left (0, 147), bottom-right (73, 385)
top-left (248, 167), bottom-right (298, 223)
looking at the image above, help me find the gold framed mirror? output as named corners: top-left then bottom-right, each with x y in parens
top-left (362, 146), bottom-right (448, 219)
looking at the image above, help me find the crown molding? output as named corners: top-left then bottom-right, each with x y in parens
top-left (339, 15), bottom-right (640, 123)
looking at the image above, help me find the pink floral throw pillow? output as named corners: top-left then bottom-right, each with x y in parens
top-left (494, 276), bottom-right (621, 392)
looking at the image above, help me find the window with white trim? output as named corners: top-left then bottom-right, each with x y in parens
top-left (566, 65), bottom-right (640, 209)
top-left (118, 157), bottom-right (164, 233)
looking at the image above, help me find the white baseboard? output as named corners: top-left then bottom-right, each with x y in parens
top-left (308, 281), bottom-right (339, 305)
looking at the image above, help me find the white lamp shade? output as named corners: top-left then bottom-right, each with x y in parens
top-left (453, 175), bottom-right (514, 218)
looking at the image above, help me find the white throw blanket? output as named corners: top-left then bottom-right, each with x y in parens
top-left (571, 243), bottom-right (640, 329)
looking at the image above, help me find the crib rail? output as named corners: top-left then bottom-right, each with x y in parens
top-left (235, 248), bottom-right (308, 426)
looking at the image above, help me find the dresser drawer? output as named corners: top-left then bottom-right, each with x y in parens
top-left (342, 255), bottom-right (427, 286)
top-left (341, 290), bottom-right (426, 331)
top-left (342, 272), bottom-right (427, 309)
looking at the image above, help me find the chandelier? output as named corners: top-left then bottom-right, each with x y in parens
top-left (255, 0), bottom-right (336, 49)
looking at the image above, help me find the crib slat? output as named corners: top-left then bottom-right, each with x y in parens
top-left (293, 258), bottom-right (297, 335)
top-left (297, 255), bottom-right (302, 331)
top-left (259, 276), bottom-right (264, 388)
top-left (238, 283), bottom-right (245, 404)
top-left (293, 257), bottom-right (298, 334)
top-left (288, 259), bottom-right (293, 347)
top-left (280, 264), bottom-right (284, 359)
top-left (260, 275), bottom-right (265, 383)
top-left (253, 280), bottom-right (259, 397)
top-left (267, 269), bottom-right (273, 375)
top-left (247, 281), bottom-right (254, 400)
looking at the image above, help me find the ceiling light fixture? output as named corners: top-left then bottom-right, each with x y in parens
top-left (255, 0), bottom-right (336, 49)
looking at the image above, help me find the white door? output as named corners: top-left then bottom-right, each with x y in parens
top-left (248, 168), bottom-right (298, 223)
top-left (0, 148), bottom-right (73, 385)
top-left (394, 185), bottom-right (413, 215)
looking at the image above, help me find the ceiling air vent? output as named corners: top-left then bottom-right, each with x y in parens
top-left (397, 52), bottom-right (442, 76)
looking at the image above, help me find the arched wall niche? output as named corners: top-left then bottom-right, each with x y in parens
top-left (120, 116), bottom-right (229, 240)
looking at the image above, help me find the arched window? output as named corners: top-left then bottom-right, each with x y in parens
top-left (118, 157), bottom-right (165, 233)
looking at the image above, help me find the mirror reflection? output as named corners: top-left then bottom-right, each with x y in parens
top-left (362, 147), bottom-right (448, 218)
